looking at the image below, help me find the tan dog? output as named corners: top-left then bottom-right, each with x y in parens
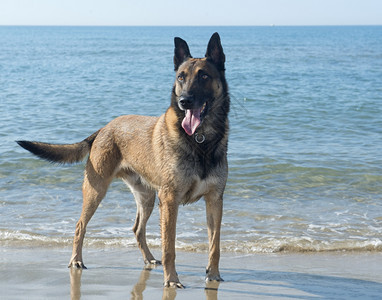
top-left (17, 32), bottom-right (230, 288)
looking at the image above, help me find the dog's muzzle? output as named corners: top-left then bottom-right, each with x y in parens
top-left (180, 100), bottom-right (208, 136)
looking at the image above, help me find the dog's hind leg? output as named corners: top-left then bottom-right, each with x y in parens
top-left (124, 175), bottom-right (160, 265)
top-left (69, 158), bottom-right (114, 269)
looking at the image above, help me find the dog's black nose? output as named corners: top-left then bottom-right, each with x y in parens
top-left (179, 95), bottom-right (194, 108)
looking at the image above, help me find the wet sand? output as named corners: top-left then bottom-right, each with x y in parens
top-left (1, 247), bottom-right (382, 299)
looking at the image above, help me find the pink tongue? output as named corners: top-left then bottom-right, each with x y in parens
top-left (182, 108), bottom-right (201, 136)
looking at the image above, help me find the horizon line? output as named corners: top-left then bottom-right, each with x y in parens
top-left (1, 24), bottom-right (381, 27)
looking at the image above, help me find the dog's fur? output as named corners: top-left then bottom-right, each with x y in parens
top-left (17, 32), bottom-right (229, 288)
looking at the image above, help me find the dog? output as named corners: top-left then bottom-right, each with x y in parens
top-left (17, 32), bottom-right (230, 288)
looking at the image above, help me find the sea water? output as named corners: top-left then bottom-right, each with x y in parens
top-left (1, 26), bottom-right (381, 253)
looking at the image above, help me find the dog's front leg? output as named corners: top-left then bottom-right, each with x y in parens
top-left (205, 192), bottom-right (224, 282)
top-left (158, 191), bottom-right (184, 288)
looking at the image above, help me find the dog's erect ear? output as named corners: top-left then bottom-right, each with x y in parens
top-left (205, 32), bottom-right (225, 71)
top-left (174, 37), bottom-right (192, 71)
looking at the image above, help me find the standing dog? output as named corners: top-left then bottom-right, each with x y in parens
top-left (17, 32), bottom-right (230, 288)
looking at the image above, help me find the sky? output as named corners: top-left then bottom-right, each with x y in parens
top-left (0, 0), bottom-right (381, 26)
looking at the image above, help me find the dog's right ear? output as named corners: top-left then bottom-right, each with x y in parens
top-left (174, 37), bottom-right (192, 71)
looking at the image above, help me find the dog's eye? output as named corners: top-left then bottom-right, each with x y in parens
top-left (178, 75), bottom-right (184, 82)
top-left (201, 74), bottom-right (209, 80)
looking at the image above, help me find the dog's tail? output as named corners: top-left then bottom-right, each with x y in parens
top-left (16, 130), bottom-right (100, 164)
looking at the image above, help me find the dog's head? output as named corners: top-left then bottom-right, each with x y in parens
top-left (172, 32), bottom-right (227, 136)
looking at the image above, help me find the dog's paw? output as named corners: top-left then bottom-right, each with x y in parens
top-left (205, 266), bottom-right (223, 282)
top-left (144, 259), bottom-right (162, 270)
top-left (68, 261), bottom-right (87, 269)
top-left (164, 281), bottom-right (185, 289)
top-left (205, 271), bottom-right (224, 282)
top-left (146, 259), bottom-right (162, 266)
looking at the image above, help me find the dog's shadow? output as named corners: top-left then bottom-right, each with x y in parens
top-left (69, 262), bottom-right (382, 299)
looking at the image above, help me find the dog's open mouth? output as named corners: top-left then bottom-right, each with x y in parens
top-left (181, 102), bottom-right (207, 136)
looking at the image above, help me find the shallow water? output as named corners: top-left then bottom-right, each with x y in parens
top-left (1, 26), bottom-right (381, 253)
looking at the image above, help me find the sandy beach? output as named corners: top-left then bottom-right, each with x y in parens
top-left (1, 246), bottom-right (381, 299)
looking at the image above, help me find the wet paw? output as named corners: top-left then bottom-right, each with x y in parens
top-left (144, 259), bottom-right (162, 270)
top-left (206, 267), bottom-right (224, 281)
top-left (68, 261), bottom-right (87, 269)
top-left (205, 270), bottom-right (223, 282)
top-left (164, 281), bottom-right (185, 289)
top-left (146, 259), bottom-right (162, 266)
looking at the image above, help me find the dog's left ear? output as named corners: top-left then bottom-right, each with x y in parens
top-left (174, 37), bottom-right (192, 71)
top-left (205, 32), bottom-right (225, 71)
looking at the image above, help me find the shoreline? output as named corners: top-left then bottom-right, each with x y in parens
top-left (1, 247), bottom-right (382, 299)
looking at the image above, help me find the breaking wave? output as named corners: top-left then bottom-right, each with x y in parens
top-left (2, 229), bottom-right (381, 253)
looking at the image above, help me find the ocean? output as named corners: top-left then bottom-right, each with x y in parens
top-left (1, 26), bottom-right (381, 254)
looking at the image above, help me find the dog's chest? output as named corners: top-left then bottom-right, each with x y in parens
top-left (182, 175), bottom-right (218, 204)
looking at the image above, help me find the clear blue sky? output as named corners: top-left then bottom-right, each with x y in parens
top-left (0, 0), bottom-right (381, 26)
